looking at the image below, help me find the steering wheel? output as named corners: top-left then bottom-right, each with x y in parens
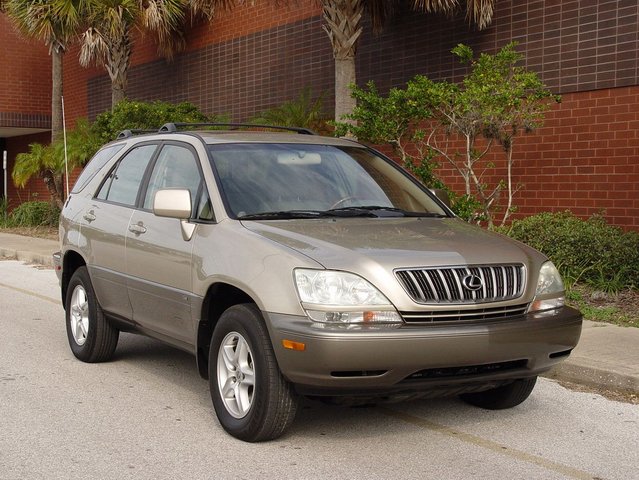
top-left (329, 196), bottom-right (358, 210)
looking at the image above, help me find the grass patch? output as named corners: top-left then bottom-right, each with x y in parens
top-left (567, 286), bottom-right (639, 328)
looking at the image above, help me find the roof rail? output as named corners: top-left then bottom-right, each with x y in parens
top-left (116, 129), bottom-right (156, 139)
top-left (158, 122), bottom-right (317, 135)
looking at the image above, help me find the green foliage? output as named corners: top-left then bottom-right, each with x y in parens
top-left (11, 100), bottom-right (212, 207)
top-left (12, 143), bottom-right (56, 188)
top-left (504, 211), bottom-right (639, 291)
top-left (91, 100), bottom-right (212, 144)
top-left (8, 201), bottom-right (60, 227)
top-left (251, 87), bottom-right (329, 132)
top-left (334, 80), bottom-right (433, 145)
top-left (0, 197), bottom-right (9, 226)
top-left (336, 42), bottom-right (559, 228)
top-left (448, 193), bottom-right (485, 223)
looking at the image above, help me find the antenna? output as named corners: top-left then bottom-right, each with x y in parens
top-left (61, 95), bottom-right (69, 198)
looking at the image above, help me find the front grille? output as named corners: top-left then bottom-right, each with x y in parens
top-left (396, 264), bottom-right (525, 304)
top-left (400, 303), bottom-right (529, 324)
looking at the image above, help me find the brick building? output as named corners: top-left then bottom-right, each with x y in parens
top-left (2, 1), bottom-right (638, 229)
top-left (0, 14), bottom-right (52, 205)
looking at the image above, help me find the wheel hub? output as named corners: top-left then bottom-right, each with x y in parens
top-left (217, 332), bottom-right (255, 419)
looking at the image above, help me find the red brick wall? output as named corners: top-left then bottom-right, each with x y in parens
top-left (56, 0), bottom-right (639, 231)
top-left (0, 15), bottom-right (51, 121)
top-left (433, 86), bottom-right (639, 230)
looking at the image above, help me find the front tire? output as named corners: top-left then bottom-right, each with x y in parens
top-left (460, 376), bottom-right (538, 410)
top-left (65, 266), bottom-right (119, 363)
top-left (209, 304), bottom-right (298, 442)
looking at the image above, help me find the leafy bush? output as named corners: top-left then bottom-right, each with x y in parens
top-left (92, 100), bottom-right (213, 144)
top-left (250, 87), bottom-right (329, 133)
top-left (8, 201), bottom-right (60, 227)
top-left (0, 197), bottom-right (9, 227)
top-left (503, 211), bottom-right (639, 291)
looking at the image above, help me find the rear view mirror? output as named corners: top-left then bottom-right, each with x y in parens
top-left (277, 151), bottom-right (322, 165)
top-left (153, 189), bottom-right (192, 219)
top-left (430, 188), bottom-right (451, 209)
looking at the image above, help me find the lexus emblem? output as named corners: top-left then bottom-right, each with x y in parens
top-left (462, 274), bottom-right (483, 291)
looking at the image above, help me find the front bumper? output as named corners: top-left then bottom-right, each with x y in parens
top-left (266, 306), bottom-right (583, 396)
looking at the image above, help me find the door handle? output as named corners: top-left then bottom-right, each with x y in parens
top-left (83, 211), bottom-right (96, 222)
top-left (128, 222), bottom-right (147, 235)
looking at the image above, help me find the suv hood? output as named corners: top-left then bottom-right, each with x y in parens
top-left (242, 217), bottom-right (544, 271)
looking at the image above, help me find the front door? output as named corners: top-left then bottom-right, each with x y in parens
top-left (125, 143), bottom-right (204, 345)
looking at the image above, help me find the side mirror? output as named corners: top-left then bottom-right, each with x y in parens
top-left (430, 188), bottom-right (451, 209)
top-left (153, 189), bottom-right (192, 219)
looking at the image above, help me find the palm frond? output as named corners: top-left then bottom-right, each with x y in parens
top-left (79, 27), bottom-right (109, 67)
top-left (464, 0), bottom-right (494, 30)
top-left (12, 143), bottom-right (55, 188)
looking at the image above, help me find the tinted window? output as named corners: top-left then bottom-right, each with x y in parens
top-left (96, 144), bottom-right (156, 206)
top-left (142, 145), bottom-right (202, 213)
top-left (71, 144), bottom-right (125, 194)
top-left (209, 144), bottom-right (447, 218)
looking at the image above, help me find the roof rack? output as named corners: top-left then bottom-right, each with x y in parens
top-left (116, 129), bottom-right (156, 139)
top-left (158, 122), bottom-right (317, 135)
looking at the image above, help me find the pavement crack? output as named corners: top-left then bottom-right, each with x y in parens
top-left (0, 281), bottom-right (60, 305)
top-left (379, 407), bottom-right (601, 480)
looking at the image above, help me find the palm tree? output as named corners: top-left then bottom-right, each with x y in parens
top-left (79, 0), bottom-right (189, 108)
top-left (191, 1), bottom-right (494, 122)
top-left (323, 0), bottom-right (496, 122)
top-left (5, 0), bottom-right (86, 143)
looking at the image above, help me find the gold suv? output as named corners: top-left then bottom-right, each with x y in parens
top-left (55, 124), bottom-right (582, 442)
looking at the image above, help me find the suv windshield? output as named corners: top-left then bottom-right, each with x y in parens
top-left (208, 144), bottom-right (448, 219)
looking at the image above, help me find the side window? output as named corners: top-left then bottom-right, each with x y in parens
top-left (72, 143), bottom-right (125, 194)
top-left (96, 144), bottom-right (156, 205)
top-left (143, 144), bottom-right (203, 215)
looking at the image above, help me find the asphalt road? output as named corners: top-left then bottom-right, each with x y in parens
top-left (1, 260), bottom-right (638, 480)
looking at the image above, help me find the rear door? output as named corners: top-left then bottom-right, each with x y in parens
top-left (125, 142), bottom-right (208, 345)
top-left (81, 143), bottom-right (158, 320)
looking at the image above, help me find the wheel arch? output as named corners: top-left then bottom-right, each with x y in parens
top-left (196, 282), bottom-right (257, 379)
top-left (61, 250), bottom-right (87, 307)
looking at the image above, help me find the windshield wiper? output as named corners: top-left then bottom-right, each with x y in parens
top-left (237, 210), bottom-right (327, 220)
top-left (325, 206), bottom-right (448, 218)
top-left (238, 207), bottom-right (448, 220)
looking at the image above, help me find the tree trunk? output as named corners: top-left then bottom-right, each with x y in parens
top-left (105, 30), bottom-right (131, 108)
top-left (322, 0), bottom-right (363, 124)
top-left (335, 57), bottom-right (357, 123)
top-left (51, 47), bottom-right (64, 144)
top-left (42, 170), bottom-right (64, 210)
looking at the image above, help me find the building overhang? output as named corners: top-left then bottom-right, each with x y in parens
top-left (0, 127), bottom-right (50, 139)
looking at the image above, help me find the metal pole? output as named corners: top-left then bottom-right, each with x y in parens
top-left (2, 150), bottom-right (7, 220)
top-left (61, 95), bottom-right (69, 198)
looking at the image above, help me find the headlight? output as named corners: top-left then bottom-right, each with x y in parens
top-left (528, 261), bottom-right (565, 313)
top-left (294, 269), bottom-right (402, 325)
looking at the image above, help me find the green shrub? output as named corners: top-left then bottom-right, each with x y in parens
top-left (0, 197), bottom-right (9, 227)
top-left (8, 201), bottom-right (60, 227)
top-left (504, 211), bottom-right (639, 291)
top-left (92, 100), bottom-right (213, 144)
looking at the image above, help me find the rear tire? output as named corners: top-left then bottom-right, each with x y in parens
top-left (209, 304), bottom-right (298, 442)
top-left (460, 377), bottom-right (537, 410)
top-left (65, 266), bottom-right (119, 363)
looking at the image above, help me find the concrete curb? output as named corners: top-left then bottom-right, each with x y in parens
top-left (543, 364), bottom-right (639, 395)
top-left (0, 247), bottom-right (54, 268)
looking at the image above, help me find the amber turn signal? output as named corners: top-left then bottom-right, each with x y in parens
top-left (282, 339), bottom-right (306, 351)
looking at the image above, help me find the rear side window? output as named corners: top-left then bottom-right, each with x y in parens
top-left (96, 144), bottom-right (157, 206)
top-left (71, 144), bottom-right (125, 194)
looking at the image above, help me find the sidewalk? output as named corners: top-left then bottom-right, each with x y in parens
top-left (1, 231), bottom-right (638, 396)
